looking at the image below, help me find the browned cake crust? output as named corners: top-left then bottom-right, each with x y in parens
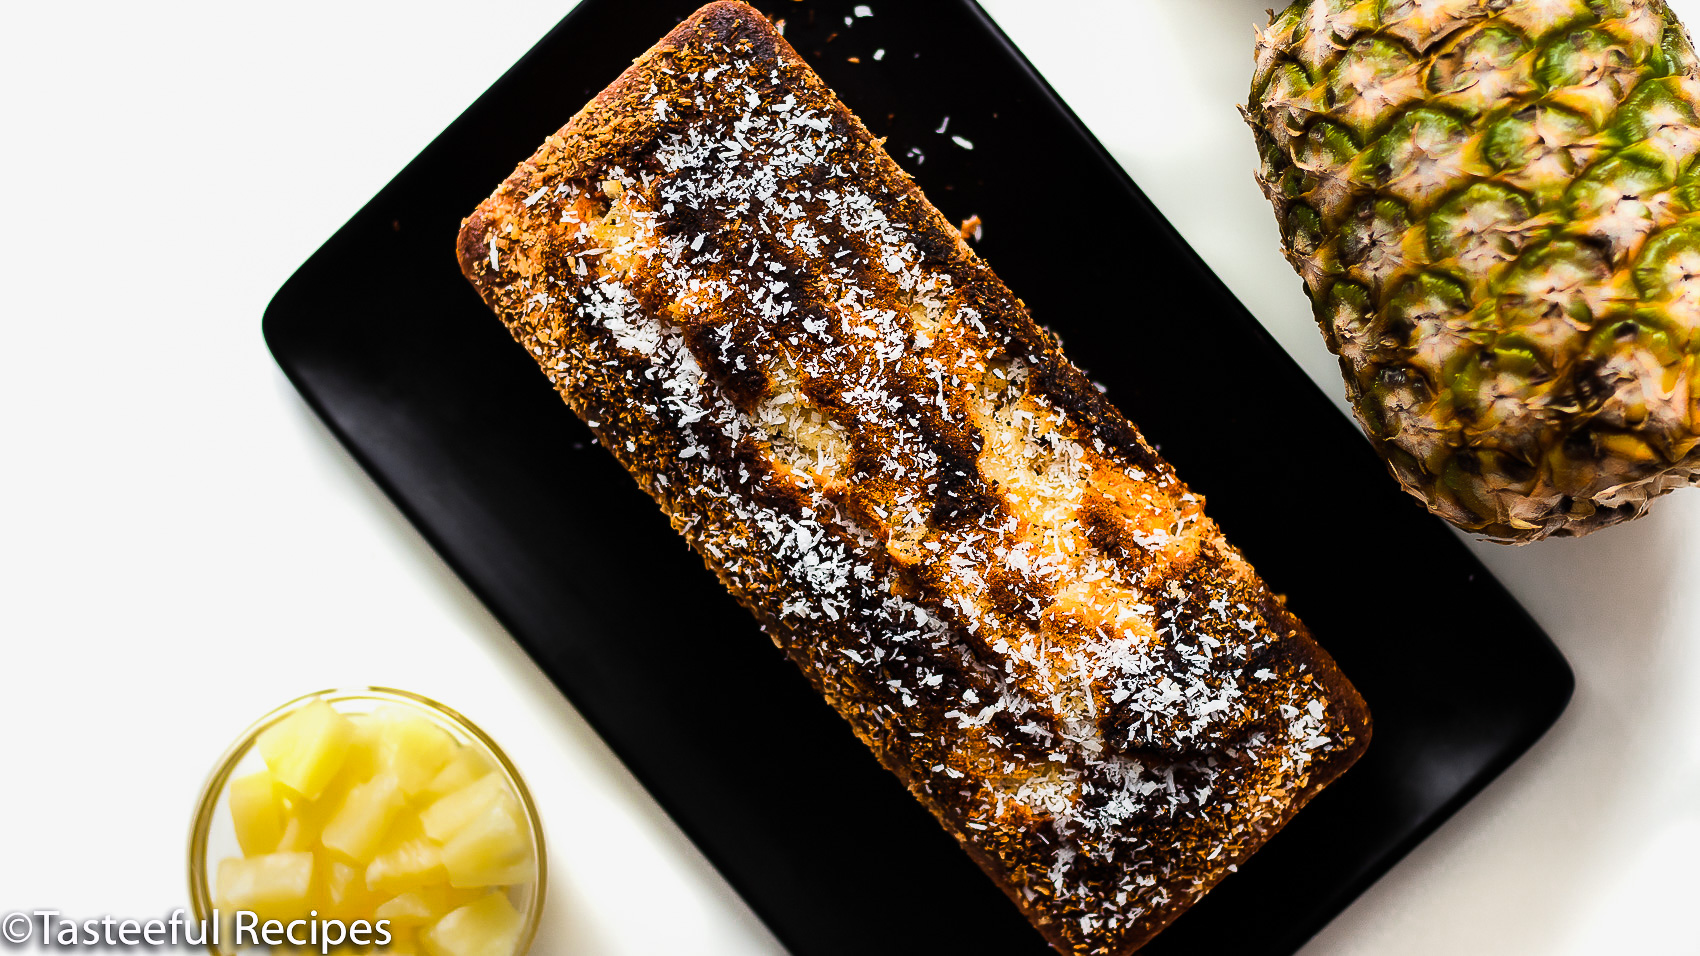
top-left (456, 4), bottom-right (1370, 952)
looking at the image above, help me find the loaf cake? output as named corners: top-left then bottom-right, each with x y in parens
top-left (456, 4), bottom-right (1370, 952)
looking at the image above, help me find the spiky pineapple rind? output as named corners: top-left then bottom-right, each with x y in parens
top-left (1248, 0), bottom-right (1700, 542)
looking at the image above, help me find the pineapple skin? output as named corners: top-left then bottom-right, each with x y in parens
top-left (1246, 0), bottom-right (1700, 542)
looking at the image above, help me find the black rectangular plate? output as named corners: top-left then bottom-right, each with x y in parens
top-left (263, 1), bottom-right (1574, 953)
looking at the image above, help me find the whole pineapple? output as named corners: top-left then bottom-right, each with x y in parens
top-left (1247, 0), bottom-right (1700, 542)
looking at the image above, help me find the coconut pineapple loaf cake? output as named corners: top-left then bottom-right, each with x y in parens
top-left (457, 3), bottom-right (1369, 952)
top-left (1248, 0), bottom-right (1700, 542)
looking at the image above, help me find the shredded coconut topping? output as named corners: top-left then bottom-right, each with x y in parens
top-left (459, 9), bottom-right (1366, 953)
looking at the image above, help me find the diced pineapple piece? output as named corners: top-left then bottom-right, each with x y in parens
top-left (216, 852), bottom-right (314, 921)
top-left (366, 822), bottom-right (447, 895)
top-left (376, 886), bottom-right (485, 928)
top-left (301, 723), bottom-right (382, 832)
top-left (420, 775), bottom-right (507, 843)
top-left (258, 700), bottom-right (356, 801)
top-left (421, 893), bottom-right (523, 956)
top-left (376, 890), bottom-right (439, 926)
top-left (383, 927), bottom-right (422, 955)
top-left (371, 707), bottom-right (456, 797)
top-left (322, 772), bottom-right (406, 864)
top-left (317, 858), bottom-right (377, 922)
top-left (276, 812), bottom-right (313, 853)
top-left (228, 771), bottom-right (286, 857)
top-left (419, 748), bottom-right (494, 804)
top-left (442, 796), bottom-right (532, 888)
top-left (339, 718), bottom-right (383, 784)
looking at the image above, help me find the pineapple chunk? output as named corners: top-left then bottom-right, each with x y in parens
top-left (337, 720), bottom-right (383, 787)
top-left (302, 725), bottom-right (381, 832)
top-left (228, 771), bottom-right (286, 857)
top-left (420, 749), bottom-right (493, 803)
top-left (377, 887), bottom-right (487, 927)
top-left (371, 706), bottom-right (456, 797)
top-left (375, 885), bottom-right (481, 925)
top-left (258, 700), bottom-right (355, 800)
top-left (383, 927), bottom-right (422, 955)
top-left (276, 812), bottom-right (313, 853)
top-left (442, 796), bottom-right (532, 888)
top-left (420, 775), bottom-right (507, 843)
top-left (322, 772), bottom-right (406, 863)
top-left (366, 823), bottom-right (447, 895)
top-left (375, 890), bottom-right (439, 926)
top-left (216, 852), bottom-right (314, 921)
top-left (317, 859), bottom-right (377, 921)
top-left (421, 893), bottom-right (523, 956)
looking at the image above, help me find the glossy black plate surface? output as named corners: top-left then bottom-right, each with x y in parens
top-left (263, 1), bottom-right (1574, 952)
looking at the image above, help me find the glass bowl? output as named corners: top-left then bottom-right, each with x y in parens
top-left (188, 687), bottom-right (545, 955)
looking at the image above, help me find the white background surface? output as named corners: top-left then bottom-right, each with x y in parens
top-left (2, 1), bottom-right (1697, 953)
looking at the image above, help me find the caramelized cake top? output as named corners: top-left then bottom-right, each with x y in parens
top-left (458, 4), bottom-right (1369, 952)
